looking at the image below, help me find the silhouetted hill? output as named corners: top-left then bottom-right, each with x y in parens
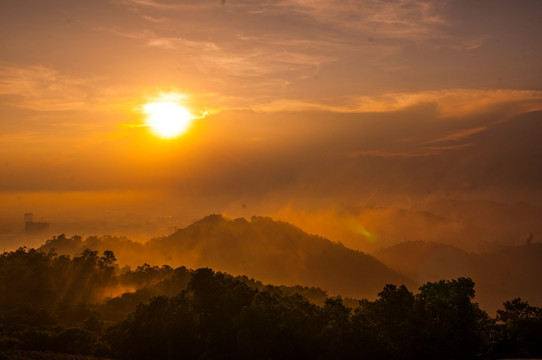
top-left (40, 215), bottom-right (413, 299)
top-left (474, 243), bottom-right (542, 314)
top-left (420, 199), bottom-right (542, 252)
top-left (373, 241), bottom-right (472, 283)
top-left (373, 241), bottom-right (542, 313)
top-left (326, 199), bottom-right (542, 254)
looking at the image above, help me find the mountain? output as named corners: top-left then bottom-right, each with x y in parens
top-left (372, 241), bottom-right (472, 283)
top-left (40, 214), bottom-right (413, 299)
top-left (319, 199), bottom-right (542, 254)
top-left (373, 241), bottom-right (542, 313)
top-left (419, 199), bottom-right (542, 252)
top-left (473, 243), bottom-right (542, 314)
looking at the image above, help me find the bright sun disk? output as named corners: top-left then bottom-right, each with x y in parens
top-left (143, 101), bottom-right (193, 138)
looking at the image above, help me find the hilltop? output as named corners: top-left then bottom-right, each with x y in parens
top-left (41, 214), bottom-right (413, 299)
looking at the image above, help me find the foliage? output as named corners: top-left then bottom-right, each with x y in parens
top-left (1, 247), bottom-right (542, 359)
top-left (492, 297), bottom-right (542, 357)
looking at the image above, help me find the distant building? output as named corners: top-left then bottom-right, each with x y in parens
top-left (24, 213), bottom-right (50, 233)
top-left (24, 213), bottom-right (33, 223)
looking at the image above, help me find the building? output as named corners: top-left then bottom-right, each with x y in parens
top-left (24, 213), bottom-right (50, 233)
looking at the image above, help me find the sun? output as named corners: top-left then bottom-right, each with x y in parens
top-left (143, 101), bottom-right (193, 138)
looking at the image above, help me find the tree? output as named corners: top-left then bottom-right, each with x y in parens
top-left (494, 298), bottom-right (542, 357)
top-left (416, 277), bottom-right (489, 360)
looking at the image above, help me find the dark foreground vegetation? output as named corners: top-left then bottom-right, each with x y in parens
top-left (1, 248), bottom-right (542, 359)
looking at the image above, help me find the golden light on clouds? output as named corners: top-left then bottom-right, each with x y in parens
top-left (142, 93), bottom-right (193, 139)
top-left (1, 0), bottom-right (542, 248)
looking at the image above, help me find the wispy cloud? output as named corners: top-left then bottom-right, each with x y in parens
top-left (0, 64), bottom-right (92, 111)
top-left (273, 0), bottom-right (449, 43)
top-left (352, 89), bottom-right (542, 116)
top-left (346, 143), bottom-right (473, 159)
top-left (197, 49), bottom-right (335, 78)
top-left (113, 0), bottom-right (187, 10)
top-left (0, 63), bottom-right (140, 116)
top-left (241, 89), bottom-right (542, 117)
top-left (105, 28), bottom-right (220, 51)
top-left (119, 0), bottom-right (451, 43)
top-left (423, 127), bottom-right (487, 145)
top-left (146, 36), bottom-right (220, 51)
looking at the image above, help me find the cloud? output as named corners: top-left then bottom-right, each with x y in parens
top-left (237, 89), bottom-right (542, 118)
top-left (110, 28), bottom-right (220, 51)
top-left (119, 0), bottom-right (452, 47)
top-left (196, 49), bottom-right (335, 78)
top-left (423, 127), bottom-right (487, 145)
top-left (283, 0), bottom-right (448, 40)
top-left (146, 36), bottom-right (219, 51)
top-left (115, 0), bottom-right (187, 10)
top-left (103, 0), bottom-right (542, 107)
top-left (0, 64), bottom-right (92, 111)
top-left (352, 89), bottom-right (542, 117)
top-left (346, 143), bottom-right (473, 159)
top-left (110, 0), bottom-right (450, 72)
top-left (0, 63), bottom-right (164, 117)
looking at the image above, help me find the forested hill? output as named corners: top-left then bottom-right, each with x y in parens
top-left (40, 214), bottom-right (413, 299)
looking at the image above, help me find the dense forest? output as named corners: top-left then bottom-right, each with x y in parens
top-left (1, 247), bottom-right (542, 359)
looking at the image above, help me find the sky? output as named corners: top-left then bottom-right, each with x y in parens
top-left (1, 0), bottom-right (542, 246)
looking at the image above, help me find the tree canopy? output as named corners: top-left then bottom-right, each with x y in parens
top-left (1, 248), bottom-right (541, 359)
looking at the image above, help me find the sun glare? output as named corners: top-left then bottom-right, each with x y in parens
top-left (143, 101), bottom-right (193, 138)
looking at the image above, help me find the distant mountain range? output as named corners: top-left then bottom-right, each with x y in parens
top-left (373, 240), bottom-right (542, 313)
top-left (324, 199), bottom-right (542, 254)
top-left (40, 214), bottom-right (413, 300)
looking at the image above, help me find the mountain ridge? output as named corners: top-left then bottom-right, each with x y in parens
top-left (40, 214), bottom-right (414, 300)
top-left (373, 240), bottom-right (542, 313)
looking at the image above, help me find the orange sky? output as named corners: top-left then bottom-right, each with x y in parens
top-left (1, 0), bottom-right (542, 243)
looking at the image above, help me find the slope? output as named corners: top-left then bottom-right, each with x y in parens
top-left (40, 214), bottom-right (414, 299)
top-left (373, 241), bottom-right (542, 313)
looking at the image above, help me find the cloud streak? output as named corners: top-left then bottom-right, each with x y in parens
top-left (0, 64), bottom-right (92, 111)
